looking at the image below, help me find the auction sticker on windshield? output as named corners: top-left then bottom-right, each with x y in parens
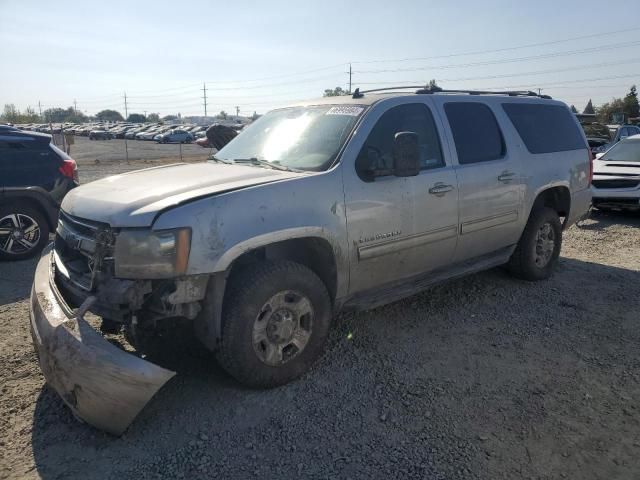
top-left (326, 106), bottom-right (364, 116)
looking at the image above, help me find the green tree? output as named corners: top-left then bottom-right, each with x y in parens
top-left (44, 107), bottom-right (72, 123)
top-left (570, 105), bottom-right (578, 114)
top-left (623, 85), bottom-right (639, 119)
top-left (162, 114), bottom-right (178, 121)
top-left (583, 99), bottom-right (595, 115)
top-left (96, 109), bottom-right (124, 122)
top-left (596, 98), bottom-right (625, 124)
top-left (2, 104), bottom-right (20, 123)
top-left (323, 87), bottom-right (347, 97)
top-left (147, 113), bottom-right (160, 122)
top-left (219, 110), bottom-right (228, 119)
top-left (425, 79), bottom-right (441, 91)
top-left (127, 113), bottom-right (146, 123)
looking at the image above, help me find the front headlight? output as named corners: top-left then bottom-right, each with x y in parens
top-left (114, 228), bottom-right (191, 278)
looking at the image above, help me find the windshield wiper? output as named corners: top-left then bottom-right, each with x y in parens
top-left (232, 157), bottom-right (296, 172)
top-left (209, 155), bottom-right (232, 164)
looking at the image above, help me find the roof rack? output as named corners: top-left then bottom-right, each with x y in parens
top-left (352, 86), bottom-right (552, 100)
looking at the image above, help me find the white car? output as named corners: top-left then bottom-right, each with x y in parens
top-left (592, 134), bottom-right (640, 211)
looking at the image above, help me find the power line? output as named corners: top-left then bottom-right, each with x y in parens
top-left (352, 26), bottom-right (640, 64)
top-left (354, 40), bottom-right (640, 74)
top-left (355, 58), bottom-right (640, 85)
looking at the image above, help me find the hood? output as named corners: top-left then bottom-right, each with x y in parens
top-left (593, 160), bottom-right (640, 177)
top-left (61, 162), bottom-right (303, 227)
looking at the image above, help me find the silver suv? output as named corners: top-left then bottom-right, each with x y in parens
top-left (30, 88), bottom-right (592, 434)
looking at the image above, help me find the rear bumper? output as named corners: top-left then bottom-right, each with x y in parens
top-left (29, 245), bottom-right (175, 435)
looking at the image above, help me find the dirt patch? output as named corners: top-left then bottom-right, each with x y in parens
top-left (0, 161), bottom-right (638, 479)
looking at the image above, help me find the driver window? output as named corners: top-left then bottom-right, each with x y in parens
top-left (356, 103), bottom-right (444, 182)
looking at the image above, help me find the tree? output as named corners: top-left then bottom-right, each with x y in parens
top-left (219, 110), bottom-right (228, 119)
top-left (583, 99), bottom-right (595, 115)
top-left (127, 113), bottom-right (146, 123)
top-left (623, 85), bottom-right (639, 119)
top-left (251, 111), bottom-right (260, 121)
top-left (1, 104), bottom-right (39, 123)
top-left (96, 109), bottom-right (124, 122)
top-left (425, 79), bottom-right (440, 90)
top-left (162, 115), bottom-right (178, 121)
top-left (147, 113), bottom-right (160, 122)
top-left (570, 105), bottom-right (578, 114)
top-left (44, 107), bottom-right (72, 123)
top-left (323, 87), bottom-right (346, 97)
top-left (596, 98), bottom-right (625, 124)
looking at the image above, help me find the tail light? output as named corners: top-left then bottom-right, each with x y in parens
top-left (587, 149), bottom-right (594, 185)
top-left (59, 158), bottom-right (79, 183)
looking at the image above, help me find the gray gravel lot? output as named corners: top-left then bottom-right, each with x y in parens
top-left (0, 159), bottom-right (639, 480)
top-left (68, 135), bottom-right (211, 164)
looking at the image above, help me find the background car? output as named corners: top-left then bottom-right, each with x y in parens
top-left (0, 128), bottom-right (78, 260)
top-left (594, 124), bottom-right (640, 154)
top-left (592, 134), bottom-right (640, 211)
top-left (155, 128), bottom-right (194, 143)
top-left (89, 129), bottom-right (113, 140)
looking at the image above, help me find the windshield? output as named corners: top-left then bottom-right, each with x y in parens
top-left (601, 139), bottom-right (640, 162)
top-left (215, 104), bottom-right (365, 171)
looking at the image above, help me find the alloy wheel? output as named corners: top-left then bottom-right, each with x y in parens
top-left (533, 222), bottom-right (555, 268)
top-left (0, 214), bottom-right (41, 255)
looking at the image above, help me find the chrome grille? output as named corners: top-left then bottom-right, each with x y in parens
top-left (54, 212), bottom-right (113, 291)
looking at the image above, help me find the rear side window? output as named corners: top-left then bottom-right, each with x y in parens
top-left (502, 103), bottom-right (586, 154)
top-left (444, 102), bottom-right (505, 164)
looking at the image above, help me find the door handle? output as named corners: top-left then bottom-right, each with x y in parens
top-left (498, 171), bottom-right (516, 182)
top-left (428, 183), bottom-right (454, 195)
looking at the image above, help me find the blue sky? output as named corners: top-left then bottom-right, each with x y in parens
top-left (1, 0), bottom-right (638, 117)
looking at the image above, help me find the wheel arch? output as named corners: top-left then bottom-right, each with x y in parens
top-left (1, 191), bottom-right (58, 230)
top-left (195, 231), bottom-right (344, 351)
top-left (529, 184), bottom-right (571, 228)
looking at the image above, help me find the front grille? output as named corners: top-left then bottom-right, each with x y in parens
top-left (54, 212), bottom-right (114, 292)
top-left (592, 179), bottom-right (640, 189)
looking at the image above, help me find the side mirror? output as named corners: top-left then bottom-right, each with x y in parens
top-left (393, 131), bottom-right (420, 177)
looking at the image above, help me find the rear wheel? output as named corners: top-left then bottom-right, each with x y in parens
top-left (508, 207), bottom-right (562, 281)
top-left (216, 261), bottom-right (332, 388)
top-left (0, 205), bottom-right (50, 261)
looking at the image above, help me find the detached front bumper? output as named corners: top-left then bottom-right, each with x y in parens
top-left (29, 245), bottom-right (175, 435)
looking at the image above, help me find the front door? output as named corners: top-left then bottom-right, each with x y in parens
top-left (343, 100), bottom-right (459, 295)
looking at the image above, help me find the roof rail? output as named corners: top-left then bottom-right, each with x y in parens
top-left (352, 86), bottom-right (552, 100)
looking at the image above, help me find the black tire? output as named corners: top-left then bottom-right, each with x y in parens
top-left (508, 207), bottom-right (562, 281)
top-left (216, 261), bottom-right (332, 388)
top-left (0, 204), bottom-right (50, 261)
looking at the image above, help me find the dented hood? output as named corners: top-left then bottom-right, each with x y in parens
top-left (61, 162), bottom-right (302, 227)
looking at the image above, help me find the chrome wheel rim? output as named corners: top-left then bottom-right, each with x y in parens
top-left (252, 290), bottom-right (314, 366)
top-left (0, 214), bottom-right (40, 255)
top-left (534, 222), bottom-right (555, 268)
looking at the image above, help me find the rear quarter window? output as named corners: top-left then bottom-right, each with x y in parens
top-left (502, 103), bottom-right (586, 154)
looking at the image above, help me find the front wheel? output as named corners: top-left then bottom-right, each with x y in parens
top-left (216, 261), bottom-right (332, 388)
top-left (508, 207), bottom-right (562, 281)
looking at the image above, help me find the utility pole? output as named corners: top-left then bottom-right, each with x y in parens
top-left (348, 63), bottom-right (352, 94)
top-left (202, 82), bottom-right (208, 117)
top-left (236, 106), bottom-right (240, 118)
top-left (123, 92), bottom-right (129, 119)
top-left (144, 110), bottom-right (147, 118)
top-left (538, 88), bottom-right (541, 96)
top-left (38, 101), bottom-right (42, 120)
top-left (73, 99), bottom-right (77, 115)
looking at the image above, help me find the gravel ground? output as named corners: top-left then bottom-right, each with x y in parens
top-left (1, 159), bottom-right (639, 479)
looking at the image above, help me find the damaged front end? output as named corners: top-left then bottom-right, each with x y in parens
top-left (30, 212), bottom-right (208, 435)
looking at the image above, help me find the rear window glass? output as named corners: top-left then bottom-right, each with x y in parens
top-left (444, 102), bottom-right (505, 164)
top-left (502, 103), bottom-right (586, 154)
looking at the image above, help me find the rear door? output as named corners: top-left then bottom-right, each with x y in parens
top-left (0, 135), bottom-right (61, 192)
top-left (436, 100), bottom-right (524, 262)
